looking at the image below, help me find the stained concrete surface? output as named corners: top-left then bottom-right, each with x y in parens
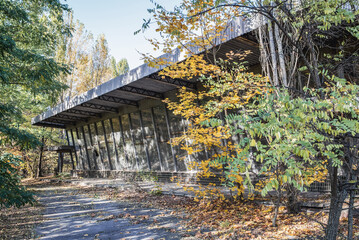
top-left (34, 186), bottom-right (196, 240)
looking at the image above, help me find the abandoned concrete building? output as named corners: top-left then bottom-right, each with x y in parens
top-left (31, 19), bottom-right (261, 181)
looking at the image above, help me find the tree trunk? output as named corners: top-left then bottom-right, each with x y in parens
top-left (257, 15), bottom-right (272, 84)
top-left (37, 136), bottom-right (45, 178)
top-left (286, 184), bottom-right (301, 213)
top-left (272, 187), bottom-right (282, 227)
top-left (305, 28), bottom-right (321, 88)
top-left (347, 188), bottom-right (355, 240)
top-left (268, 22), bottom-right (279, 86)
top-left (325, 166), bottom-right (348, 240)
top-left (274, 23), bottom-right (287, 87)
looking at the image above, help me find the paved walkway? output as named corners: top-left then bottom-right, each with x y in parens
top-left (59, 178), bottom-right (235, 198)
top-left (57, 178), bottom-right (326, 204)
top-left (64, 179), bottom-right (198, 196)
top-left (34, 185), bottom-right (196, 240)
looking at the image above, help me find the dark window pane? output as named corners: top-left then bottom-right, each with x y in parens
top-left (104, 119), bottom-right (115, 170)
top-left (181, 118), bottom-right (203, 171)
top-left (121, 114), bottom-right (137, 170)
top-left (67, 130), bottom-right (73, 146)
top-left (75, 128), bottom-right (86, 170)
top-left (112, 117), bottom-right (127, 170)
top-left (153, 106), bottom-right (174, 171)
top-left (167, 110), bottom-right (191, 171)
top-left (71, 129), bottom-right (80, 169)
top-left (96, 122), bottom-right (108, 170)
top-left (83, 126), bottom-right (93, 170)
top-left (141, 109), bottom-right (160, 171)
top-left (89, 124), bottom-right (100, 170)
top-left (130, 112), bottom-right (148, 170)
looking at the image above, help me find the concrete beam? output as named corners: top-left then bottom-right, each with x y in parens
top-left (147, 74), bottom-right (196, 90)
top-left (97, 95), bottom-right (138, 106)
top-left (80, 102), bottom-right (119, 113)
top-left (64, 109), bottom-right (101, 117)
top-left (53, 114), bottom-right (88, 122)
top-left (117, 86), bottom-right (163, 100)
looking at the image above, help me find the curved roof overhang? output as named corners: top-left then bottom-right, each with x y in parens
top-left (31, 18), bottom-right (260, 129)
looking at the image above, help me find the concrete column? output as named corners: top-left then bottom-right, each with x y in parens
top-left (109, 118), bottom-right (120, 170)
top-left (94, 123), bottom-right (104, 169)
top-left (88, 124), bottom-right (99, 170)
top-left (75, 128), bottom-right (86, 170)
top-left (101, 120), bottom-right (114, 170)
top-left (128, 113), bottom-right (139, 170)
top-left (151, 107), bottom-right (163, 171)
top-left (139, 111), bottom-right (151, 170)
top-left (164, 107), bottom-right (178, 172)
top-left (118, 116), bottom-right (129, 167)
top-left (65, 130), bottom-right (75, 170)
top-left (70, 129), bottom-right (78, 169)
top-left (81, 126), bottom-right (91, 170)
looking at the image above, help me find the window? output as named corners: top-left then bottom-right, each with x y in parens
top-left (75, 128), bottom-right (86, 170)
top-left (96, 122), bottom-right (108, 170)
top-left (121, 114), bottom-right (137, 170)
top-left (141, 109), bottom-right (161, 171)
top-left (89, 124), bottom-right (100, 170)
top-left (130, 112), bottom-right (148, 170)
top-left (104, 119), bottom-right (115, 170)
top-left (153, 106), bottom-right (175, 171)
top-left (111, 117), bottom-right (127, 170)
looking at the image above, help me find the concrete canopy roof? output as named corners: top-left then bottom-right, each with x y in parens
top-left (31, 18), bottom-right (260, 129)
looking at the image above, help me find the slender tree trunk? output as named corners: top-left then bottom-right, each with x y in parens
top-left (272, 166), bottom-right (282, 227)
top-left (326, 166), bottom-right (348, 240)
top-left (348, 188), bottom-right (355, 240)
top-left (305, 28), bottom-right (321, 88)
top-left (37, 136), bottom-right (45, 178)
top-left (257, 15), bottom-right (272, 84)
top-left (274, 23), bottom-right (287, 87)
top-left (268, 22), bottom-right (279, 86)
top-left (286, 184), bottom-right (301, 213)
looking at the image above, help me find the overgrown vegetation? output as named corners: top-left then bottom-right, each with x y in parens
top-left (0, 179), bottom-right (46, 240)
top-left (0, 0), bottom-right (71, 208)
top-left (142, 0), bottom-right (359, 238)
top-left (0, 0), bottom-right (130, 208)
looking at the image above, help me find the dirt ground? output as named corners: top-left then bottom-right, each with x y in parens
top-left (1, 179), bottom-right (358, 240)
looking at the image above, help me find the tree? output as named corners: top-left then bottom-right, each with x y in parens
top-left (111, 57), bottom-right (129, 77)
top-left (74, 33), bottom-right (114, 93)
top-left (56, 15), bottom-right (94, 100)
top-left (143, 0), bottom-right (359, 238)
top-left (0, 0), bottom-right (70, 207)
top-left (92, 34), bottom-right (112, 86)
top-left (143, 0), bottom-right (359, 88)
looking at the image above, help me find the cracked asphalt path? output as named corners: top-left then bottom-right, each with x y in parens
top-left (34, 186), bottom-right (195, 240)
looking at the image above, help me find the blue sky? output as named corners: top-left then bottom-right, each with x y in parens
top-left (64, 0), bottom-right (179, 69)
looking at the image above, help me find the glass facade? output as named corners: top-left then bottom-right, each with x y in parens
top-left (121, 114), bottom-right (137, 170)
top-left (111, 117), bottom-right (127, 170)
top-left (103, 119), bottom-right (115, 170)
top-left (167, 110), bottom-right (191, 171)
top-left (81, 126), bottom-right (91, 170)
top-left (75, 128), bottom-right (86, 170)
top-left (89, 123), bottom-right (100, 170)
top-left (84, 125), bottom-right (97, 170)
top-left (96, 122), bottom-right (108, 170)
top-left (142, 109), bottom-right (161, 171)
top-left (69, 105), bottom-right (208, 173)
top-left (130, 112), bottom-right (148, 170)
top-left (153, 106), bottom-right (175, 171)
top-left (66, 130), bottom-right (76, 169)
